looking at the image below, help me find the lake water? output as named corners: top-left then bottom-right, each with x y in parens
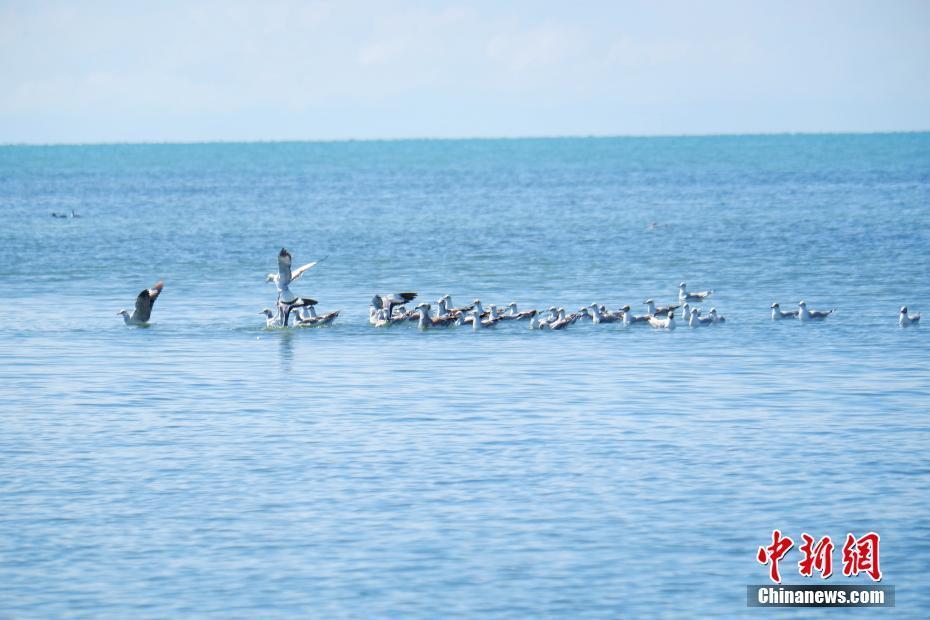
top-left (1, 134), bottom-right (928, 618)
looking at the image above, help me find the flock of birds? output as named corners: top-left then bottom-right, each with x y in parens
top-left (116, 247), bottom-right (922, 329)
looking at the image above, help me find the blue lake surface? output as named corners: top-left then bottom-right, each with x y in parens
top-left (1, 134), bottom-right (929, 618)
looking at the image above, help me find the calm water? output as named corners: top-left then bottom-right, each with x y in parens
top-left (1, 135), bottom-right (929, 618)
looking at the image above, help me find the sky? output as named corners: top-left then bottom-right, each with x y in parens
top-left (1, 0), bottom-right (929, 144)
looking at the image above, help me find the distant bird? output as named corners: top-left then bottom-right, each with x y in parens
top-left (643, 298), bottom-right (680, 317)
top-left (117, 281), bottom-right (164, 325)
top-left (440, 295), bottom-right (474, 315)
top-left (266, 248), bottom-right (324, 303)
top-left (535, 306), bottom-right (559, 329)
top-left (277, 297), bottom-right (317, 327)
top-left (370, 292), bottom-right (417, 324)
top-left (414, 303), bottom-right (456, 329)
top-left (688, 308), bottom-right (714, 327)
top-left (501, 302), bottom-right (538, 320)
top-left (620, 305), bottom-right (651, 326)
top-left (798, 300), bottom-right (835, 322)
top-left (708, 308), bottom-right (725, 323)
top-left (469, 308), bottom-right (499, 331)
top-left (548, 307), bottom-right (579, 330)
top-left (51, 209), bottom-right (79, 219)
top-left (296, 303), bottom-right (340, 327)
top-left (678, 282), bottom-right (714, 303)
top-left (771, 303), bottom-right (799, 320)
top-left (648, 310), bottom-right (676, 330)
top-left (899, 306), bottom-right (921, 327)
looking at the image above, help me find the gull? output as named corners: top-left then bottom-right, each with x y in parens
top-left (260, 308), bottom-right (282, 328)
top-left (535, 306), bottom-right (559, 329)
top-left (414, 303), bottom-right (457, 329)
top-left (441, 295), bottom-right (475, 315)
top-left (266, 248), bottom-right (324, 303)
top-left (500, 302), bottom-right (538, 321)
top-left (118, 281), bottom-right (164, 325)
top-left (276, 297), bottom-right (318, 327)
top-left (688, 308), bottom-right (714, 327)
top-left (708, 308), bottom-right (726, 323)
top-left (648, 310), bottom-right (676, 330)
top-left (771, 303), bottom-right (799, 320)
top-left (678, 282), bottom-right (714, 303)
top-left (459, 299), bottom-right (491, 325)
top-left (371, 292), bottom-right (417, 324)
top-left (644, 298), bottom-right (680, 317)
top-left (549, 307), bottom-right (583, 330)
top-left (469, 308), bottom-right (500, 331)
top-left (798, 301), bottom-right (835, 321)
top-left (620, 305), bottom-right (651, 326)
top-left (899, 307), bottom-right (921, 327)
top-left (296, 303), bottom-right (340, 327)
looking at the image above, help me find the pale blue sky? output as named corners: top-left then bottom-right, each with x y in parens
top-left (1, 0), bottom-right (928, 144)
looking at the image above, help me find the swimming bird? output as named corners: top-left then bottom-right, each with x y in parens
top-left (535, 306), bottom-right (558, 329)
top-left (678, 282), bottom-right (714, 303)
top-left (798, 300), bottom-right (835, 322)
top-left (708, 308), bottom-right (726, 323)
top-left (620, 305), bottom-right (651, 326)
top-left (771, 303), bottom-right (799, 320)
top-left (260, 308), bottom-right (282, 328)
top-left (500, 302), bottom-right (538, 320)
top-left (648, 310), bottom-right (676, 330)
top-left (266, 248), bottom-right (324, 303)
top-left (440, 295), bottom-right (475, 315)
top-left (548, 307), bottom-right (578, 330)
top-left (414, 303), bottom-right (457, 329)
top-left (688, 308), bottom-right (714, 327)
top-left (899, 306), bottom-right (921, 327)
top-left (468, 308), bottom-right (500, 330)
top-left (296, 304), bottom-right (340, 327)
top-left (586, 303), bottom-right (603, 325)
top-left (118, 281), bottom-right (164, 325)
top-left (644, 298), bottom-right (680, 317)
top-left (371, 292), bottom-right (417, 323)
top-left (277, 297), bottom-right (318, 327)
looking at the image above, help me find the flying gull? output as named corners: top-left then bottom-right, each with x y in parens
top-left (266, 248), bottom-right (324, 303)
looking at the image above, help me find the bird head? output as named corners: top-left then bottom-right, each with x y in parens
top-left (798, 300), bottom-right (807, 307)
top-left (117, 309), bottom-right (129, 317)
top-left (901, 306), bottom-right (907, 314)
top-left (259, 308), bottom-right (273, 317)
top-left (265, 273), bottom-right (276, 283)
top-left (771, 303), bottom-right (779, 309)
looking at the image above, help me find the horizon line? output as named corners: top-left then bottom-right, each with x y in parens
top-left (2, 128), bottom-right (928, 148)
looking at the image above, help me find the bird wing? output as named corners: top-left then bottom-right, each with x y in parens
top-left (277, 249), bottom-right (293, 287)
top-left (290, 256), bottom-right (326, 283)
top-left (133, 281), bottom-right (163, 322)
